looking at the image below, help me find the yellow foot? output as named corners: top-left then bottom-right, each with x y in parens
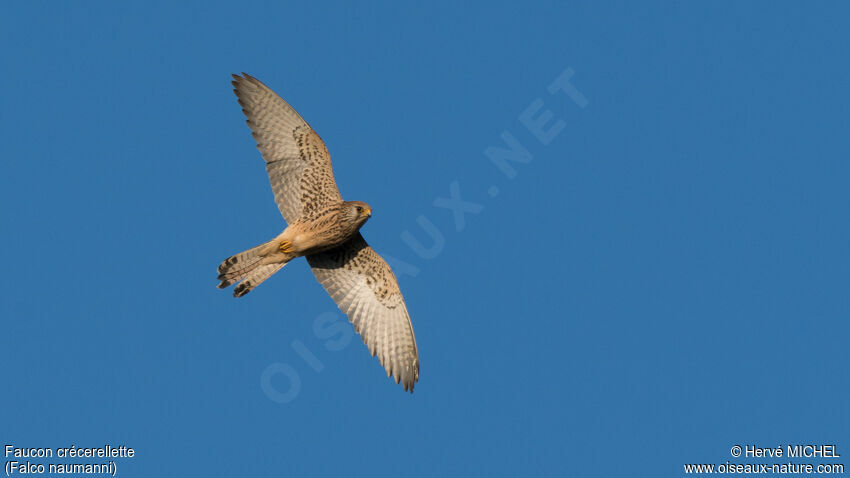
top-left (279, 240), bottom-right (296, 254)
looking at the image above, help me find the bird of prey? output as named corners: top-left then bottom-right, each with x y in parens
top-left (216, 74), bottom-right (419, 392)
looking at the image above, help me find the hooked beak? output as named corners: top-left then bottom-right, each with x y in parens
top-left (361, 208), bottom-right (372, 218)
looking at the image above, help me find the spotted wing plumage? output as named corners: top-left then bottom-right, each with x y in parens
top-left (231, 73), bottom-right (342, 223)
top-left (307, 234), bottom-right (420, 392)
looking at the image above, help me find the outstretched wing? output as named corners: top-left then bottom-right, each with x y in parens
top-left (307, 234), bottom-right (420, 392)
top-left (232, 73), bottom-right (342, 223)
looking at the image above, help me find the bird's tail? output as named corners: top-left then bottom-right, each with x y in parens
top-left (217, 240), bottom-right (293, 297)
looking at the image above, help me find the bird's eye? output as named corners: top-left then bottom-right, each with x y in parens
top-left (356, 206), bottom-right (362, 213)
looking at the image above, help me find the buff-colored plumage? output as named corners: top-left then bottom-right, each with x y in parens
top-left (216, 74), bottom-right (419, 392)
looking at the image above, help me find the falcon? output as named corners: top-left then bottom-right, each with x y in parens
top-left (216, 74), bottom-right (419, 392)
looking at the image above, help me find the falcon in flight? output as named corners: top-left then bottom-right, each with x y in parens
top-left (217, 74), bottom-right (419, 392)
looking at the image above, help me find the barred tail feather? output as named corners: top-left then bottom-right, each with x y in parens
top-left (232, 262), bottom-right (286, 297)
top-left (217, 241), bottom-right (271, 287)
top-left (217, 240), bottom-right (293, 297)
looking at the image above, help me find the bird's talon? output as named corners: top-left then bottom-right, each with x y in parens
top-left (279, 240), bottom-right (295, 253)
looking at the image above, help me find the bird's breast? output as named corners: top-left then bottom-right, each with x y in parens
top-left (287, 211), bottom-right (354, 255)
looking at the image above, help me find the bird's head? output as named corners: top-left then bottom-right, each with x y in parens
top-left (343, 200), bottom-right (372, 228)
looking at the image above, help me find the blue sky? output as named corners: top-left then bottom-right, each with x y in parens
top-left (2, 1), bottom-right (848, 476)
